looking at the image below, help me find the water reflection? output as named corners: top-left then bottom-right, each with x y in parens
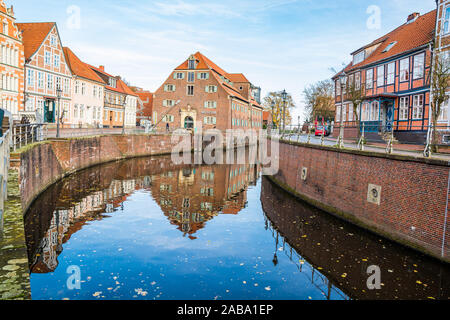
top-left (261, 178), bottom-right (450, 300)
top-left (24, 154), bottom-right (450, 300)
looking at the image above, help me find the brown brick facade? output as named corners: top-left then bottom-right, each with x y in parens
top-left (270, 139), bottom-right (450, 262)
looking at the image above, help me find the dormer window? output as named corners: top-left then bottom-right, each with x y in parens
top-left (188, 56), bottom-right (196, 70)
top-left (382, 41), bottom-right (397, 53)
top-left (353, 51), bottom-right (365, 65)
top-left (109, 78), bottom-right (117, 88)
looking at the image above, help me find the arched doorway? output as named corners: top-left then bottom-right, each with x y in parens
top-left (184, 116), bottom-right (194, 129)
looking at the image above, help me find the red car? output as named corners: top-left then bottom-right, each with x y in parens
top-left (315, 125), bottom-right (330, 137)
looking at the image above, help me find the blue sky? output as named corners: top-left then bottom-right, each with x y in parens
top-left (12, 0), bottom-right (436, 122)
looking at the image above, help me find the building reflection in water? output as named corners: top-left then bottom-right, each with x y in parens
top-left (25, 155), bottom-right (260, 274)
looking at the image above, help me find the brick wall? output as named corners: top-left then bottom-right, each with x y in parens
top-left (269, 139), bottom-right (450, 262)
top-left (18, 134), bottom-right (185, 211)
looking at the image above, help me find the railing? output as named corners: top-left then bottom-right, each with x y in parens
top-left (0, 112), bottom-right (12, 239)
top-left (11, 124), bottom-right (46, 151)
top-left (275, 123), bottom-right (450, 158)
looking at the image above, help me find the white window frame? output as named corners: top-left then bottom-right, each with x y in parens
top-left (387, 62), bottom-right (395, 85)
top-left (413, 53), bottom-right (425, 80)
top-left (366, 69), bottom-right (373, 89)
top-left (377, 65), bottom-right (385, 87)
top-left (438, 95), bottom-right (449, 122)
top-left (444, 6), bottom-right (450, 34)
top-left (400, 58), bottom-right (409, 82)
top-left (399, 97), bottom-right (409, 120)
top-left (412, 94), bottom-right (424, 119)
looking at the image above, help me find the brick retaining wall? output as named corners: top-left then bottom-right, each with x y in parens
top-left (269, 139), bottom-right (450, 262)
top-left (17, 134), bottom-right (183, 212)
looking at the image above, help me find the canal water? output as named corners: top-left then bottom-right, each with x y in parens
top-left (24, 155), bottom-right (450, 300)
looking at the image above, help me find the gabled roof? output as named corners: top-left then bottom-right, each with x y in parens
top-left (16, 22), bottom-right (55, 60)
top-left (88, 64), bottom-right (138, 97)
top-left (63, 47), bottom-right (105, 84)
top-left (338, 9), bottom-right (436, 76)
top-left (175, 52), bottom-right (260, 105)
top-left (226, 73), bottom-right (249, 83)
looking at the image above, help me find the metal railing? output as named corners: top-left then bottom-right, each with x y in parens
top-left (12, 123), bottom-right (46, 151)
top-left (276, 122), bottom-right (450, 158)
top-left (0, 112), bottom-right (12, 239)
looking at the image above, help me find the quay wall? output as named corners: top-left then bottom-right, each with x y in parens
top-left (269, 139), bottom-right (450, 263)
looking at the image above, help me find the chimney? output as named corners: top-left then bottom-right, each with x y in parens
top-left (99, 65), bottom-right (105, 72)
top-left (407, 12), bottom-right (420, 23)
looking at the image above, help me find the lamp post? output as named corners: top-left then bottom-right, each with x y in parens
top-left (56, 85), bottom-right (62, 138)
top-left (281, 89), bottom-right (287, 135)
top-left (270, 100), bottom-right (275, 131)
top-left (336, 72), bottom-right (347, 148)
top-left (122, 96), bottom-right (127, 135)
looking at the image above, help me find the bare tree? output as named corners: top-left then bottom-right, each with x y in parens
top-left (263, 91), bottom-right (296, 128)
top-left (346, 81), bottom-right (366, 138)
top-left (430, 53), bottom-right (450, 152)
top-left (302, 80), bottom-right (335, 123)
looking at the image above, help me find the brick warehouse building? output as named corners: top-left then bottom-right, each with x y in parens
top-left (152, 52), bottom-right (263, 132)
top-left (0, 1), bottom-right (24, 121)
top-left (17, 22), bottom-right (72, 125)
top-left (333, 10), bottom-right (436, 144)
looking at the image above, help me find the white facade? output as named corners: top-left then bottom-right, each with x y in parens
top-left (71, 78), bottom-right (104, 128)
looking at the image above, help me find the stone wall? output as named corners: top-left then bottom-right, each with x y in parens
top-left (269, 139), bottom-right (450, 262)
top-left (17, 134), bottom-right (183, 212)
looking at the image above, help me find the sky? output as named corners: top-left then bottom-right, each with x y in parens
top-left (12, 0), bottom-right (437, 123)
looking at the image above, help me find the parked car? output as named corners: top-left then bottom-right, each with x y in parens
top-left (315, 125), bottom-right (330, 137)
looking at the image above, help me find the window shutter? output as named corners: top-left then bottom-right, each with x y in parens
top-left (206, 73), bottom-right (209, 80)
top-left (205, 86), bottom-right (209, 93)
top-left (198, 73), bottom-right (202, 80)
top-left (213, 117), bottom-right (216, 125)
top-left (164, 85), bottom-right (168, 92)
top-left (173, 73), bottom-right (177, 80)
top-left (163, 100), bottom-right (167, 107)
top-left (204, 116), bottom-right (207, 124)
top-left (214, 86), bottom-right (217, 92)
top-left (214, 101), bottom-right (217, 108)
top-left (172, 85), bottom-right (176, 91)
top-left (204, 101), bottom-right (208, 108)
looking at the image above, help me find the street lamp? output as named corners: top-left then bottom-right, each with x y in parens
top-left (270, 100), bottom-right (275, 130)
top-left (122, 96), bottom-right (127, 135)
top-left (56, 85), bottom-right (62, 138)
top-left (337, 72), bottom-right (347, 148)
top-left (281, 89), bottom-right (287, 134)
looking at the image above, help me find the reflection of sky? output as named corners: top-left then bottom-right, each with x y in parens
top-left (30, 180), bottom-right (346, 300)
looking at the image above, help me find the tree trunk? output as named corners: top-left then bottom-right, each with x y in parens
top-left (431, 112), bottom-right (439, 153)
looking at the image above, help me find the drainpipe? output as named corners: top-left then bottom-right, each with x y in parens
top-left (443, 167), bottom-right (450, 258)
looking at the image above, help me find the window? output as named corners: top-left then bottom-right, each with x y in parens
top-left (75, 80), bottom-right (79, 94)
top-left (163, 100), bottom-right (175, 107)
top-left (382, 41), bottom-right (397, 53)
top-left (38, 72), bottom-right (44, 88)
top-left (47, 74), bottom-right (53, 90)
top-left (2, 22), bottom-right (8, 35)
top-left (204, 116), bottom-right (216, 125)
top-left (366, 69), bottom-right (373, 89)
top-left (81, 82), bottom-right (86, 95)
top-left (400, 58), bottom-right (409, 81)
top-left (387, 62), bottom-right (395, 85)
top-left (54, 55), bottom-right (60, 68)
top-left (56, 77), bottom-right (62, 91)
top-left (165, 84), bottom-right (175, 92)
top-left (206, 85), bottom-right (217, 93)
top-left (439, 96), bottom-right (449, 121)
top-left (188, 59), bottom-right (195, 69)
top-left (188, 72), bottom-right (195, 83)
top-left (413, 53), bottom-right (425, 79)
top-left (444, 7), bottom-right (450, 34)
top-left (353, 51), bottom-right (365, 65)
top-left (412, 95), bottom-right (424, 119)
top-left (371, 101), bottom-right (379, 120)
top-left (93, 85), bottom-right (97, 97)
top-left (45, 51), bottom-right (51, 65)
top-left (199, 72), bottom-right (209, 80)
top-left (64, 78), bottom-right (69, 94)
top-left (50, 35), bottom-right (57, 46)
top-left (399, 97), bottom-right (409, 120)
top-left (162, 115), bottom-right (174, 123)
top-left (336, 104), bottom-right (341, 122)
top-left (204, 101), bottom-right (217, 109)
top-left (27, 69), bottom-right (35, 86)
top-left (187, 85), bottom-right (194, 96)
top-left (355, 72), bottom-right (361, 89)
top-left (377, 65), bottom-right (384, 87)
top-left (174, 72), bottom-right (184, 80)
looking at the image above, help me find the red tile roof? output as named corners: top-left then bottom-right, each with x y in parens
top-left (63, 47), bottom-right (105, 84)
top-left (16, 22), bottom-right (55, 60)
top-left (337, 10), bottom-right (436, 76)
top-left (88, 64), bottom-right (137, 96)
top-left (175, 52), bottom-right (260, 106)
